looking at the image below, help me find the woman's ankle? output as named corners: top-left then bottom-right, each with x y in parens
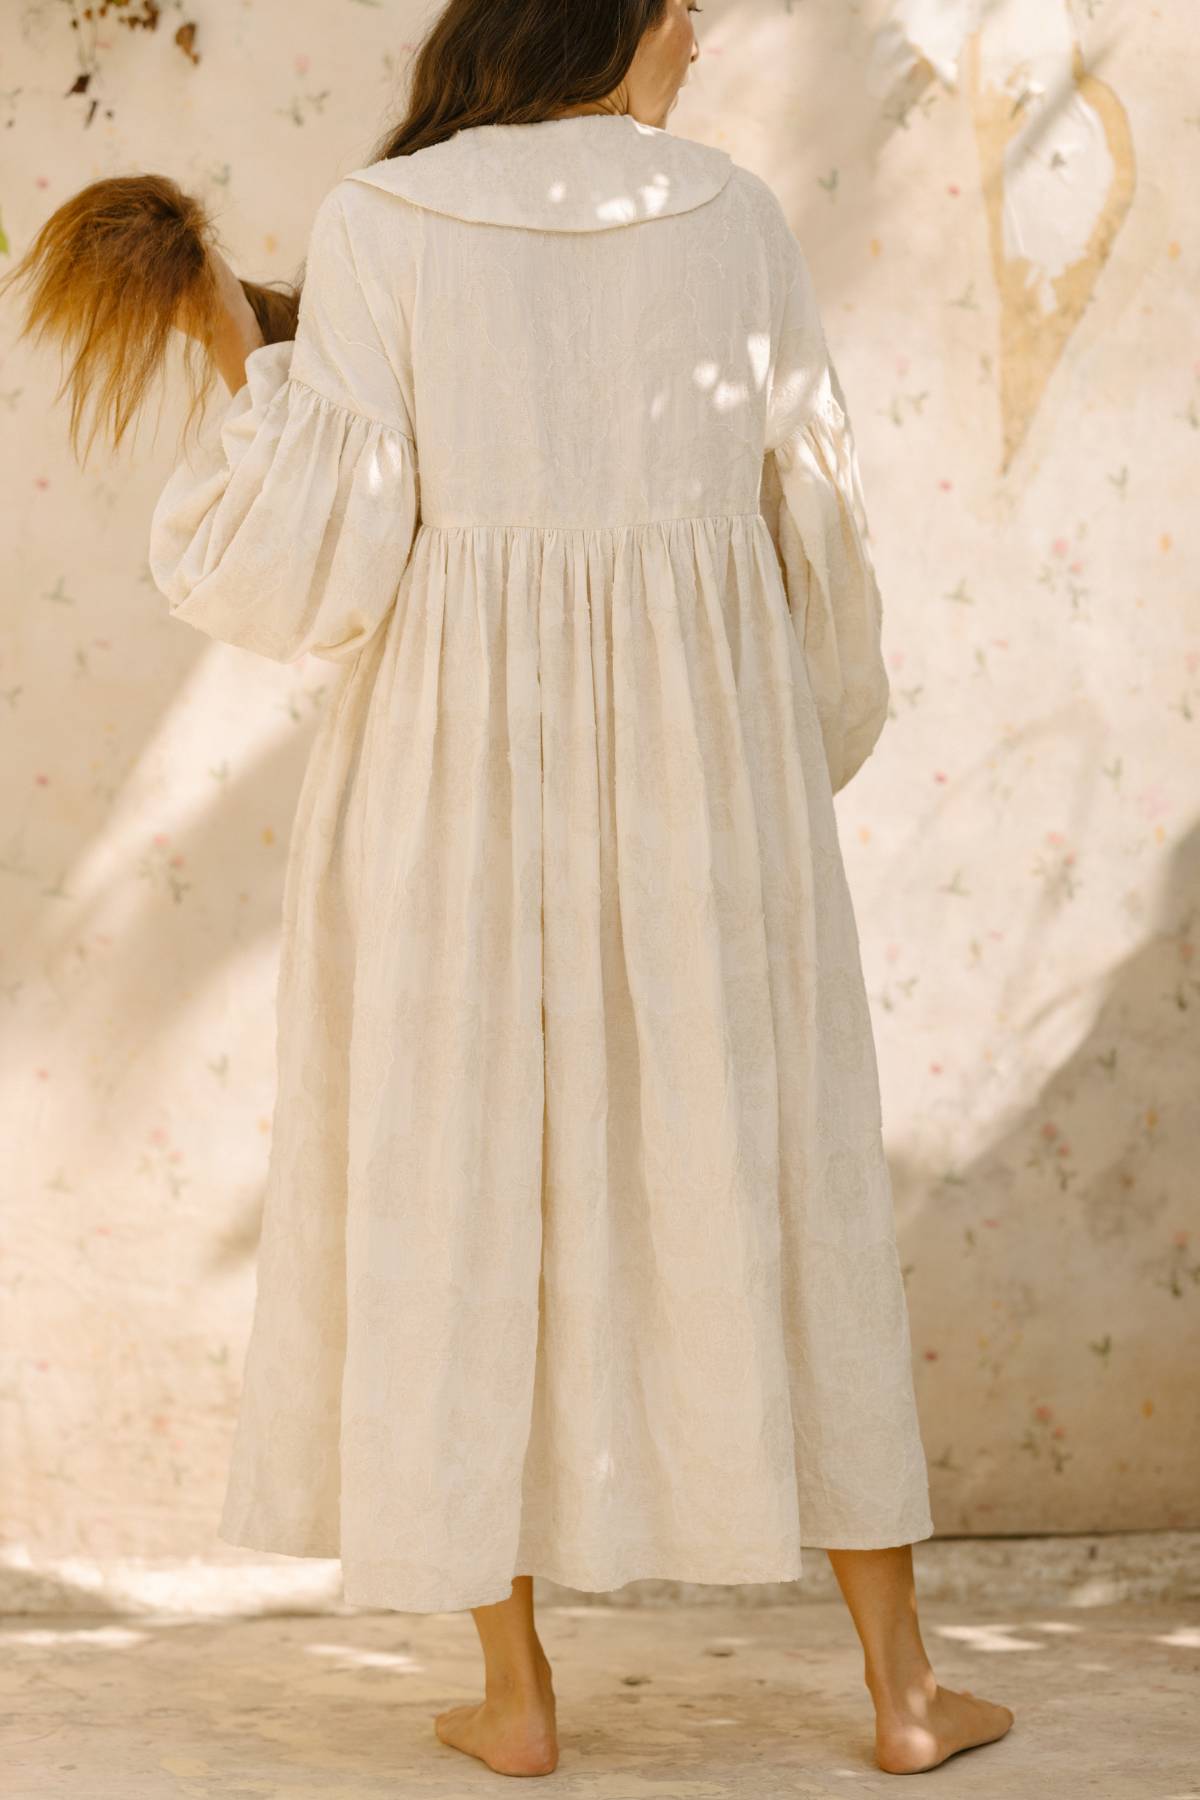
top-left (484, 1657), bottom-right (555, 1707)
top-left (865, 1647), bottom-right (938, 1714)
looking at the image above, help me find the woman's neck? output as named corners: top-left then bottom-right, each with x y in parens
top-left (550, 80), bottom-right (632, 121)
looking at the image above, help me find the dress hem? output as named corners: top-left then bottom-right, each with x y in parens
top-left (217, 1511), bottom-right (937, 1615)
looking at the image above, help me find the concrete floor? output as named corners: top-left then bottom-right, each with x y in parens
top-left (3, 1598), bottom-right (1198, 1798)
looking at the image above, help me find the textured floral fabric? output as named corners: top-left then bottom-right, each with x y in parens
top-left (149, 112), bottom-right (933, 1614)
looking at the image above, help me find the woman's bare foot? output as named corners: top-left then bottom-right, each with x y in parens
top-left (870, 1663), bottom-right (1015, 1774)
top-left (433, 1643), bottom-right (559, 1777)
top-left (824, 1545), bottom-right (1014, 1776)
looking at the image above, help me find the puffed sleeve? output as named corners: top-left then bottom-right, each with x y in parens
top-left (760, 218), bottom-right (890, 795)
top-left (149, 182), bottom-right (419, 665)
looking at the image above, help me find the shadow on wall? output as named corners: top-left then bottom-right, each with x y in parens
top-left (893, 820), bottom-right (1200, 1535)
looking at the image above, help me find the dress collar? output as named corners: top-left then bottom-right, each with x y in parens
top-left (344, 113), bottom-right (733, 233)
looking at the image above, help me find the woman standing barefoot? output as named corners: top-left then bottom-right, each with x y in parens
top-left (6, 0), bottom-right (1015, 1781)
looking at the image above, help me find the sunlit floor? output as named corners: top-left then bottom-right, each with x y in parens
top-left (3, 1598), bottom-right (1197, 1797)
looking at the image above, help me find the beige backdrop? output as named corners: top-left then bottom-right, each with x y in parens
top-left (3, 0), bottom-right (1197, 1604)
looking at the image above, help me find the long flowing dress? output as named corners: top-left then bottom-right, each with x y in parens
top-left (149, 111), bottom-right (934, 1614)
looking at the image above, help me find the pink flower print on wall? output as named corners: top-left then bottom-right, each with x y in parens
top-left (1146, 1230), bottom-right (1200, 1299)
top-left (1021, 1403), bottom-right (1072, 1473)
top-left (1031, 833), bottom-right (1080, 906)
top-left (1038, 535), bottom-right (1090, 613)
top-left (1026, 1117), bottom-right (1075, 1192)
top-left (137, 832), bottom-right (189, 904)
top-left (140, 1127), bottom-right (188, 1200)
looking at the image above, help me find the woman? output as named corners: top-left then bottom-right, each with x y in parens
top-left (5, 0), bottom-right (1014, 1780)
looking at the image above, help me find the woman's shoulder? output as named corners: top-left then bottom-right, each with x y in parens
top-left (722, 158), bottom-right (798, 241)
top-left (720, 159), bottom-right (812, 299)
top-left (302, 168), bottom-right (423, 293)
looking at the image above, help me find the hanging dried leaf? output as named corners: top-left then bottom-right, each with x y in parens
top-left (111, 1), bottom-right (162, 29)
top-left (59, 0), bottom-right (197, 126)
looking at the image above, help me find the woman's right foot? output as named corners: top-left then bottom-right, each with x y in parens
top-left (870, 1666), bottom-right (1015, 1774)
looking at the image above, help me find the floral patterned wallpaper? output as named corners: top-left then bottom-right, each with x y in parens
top-left (2, 0), bottom-right (1196, 1605)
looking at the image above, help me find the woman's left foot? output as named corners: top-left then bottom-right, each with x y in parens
top-left (434, 1658), bottom-right (558, 1776)
top-left (872, 1672), bottom-right (1014, 1774)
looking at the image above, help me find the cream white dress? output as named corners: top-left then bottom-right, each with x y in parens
top-left (150, 112), bottom-right (934, 1613)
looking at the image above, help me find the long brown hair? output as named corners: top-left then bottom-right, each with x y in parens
top-left (0, 0), bottom-right (667, 465)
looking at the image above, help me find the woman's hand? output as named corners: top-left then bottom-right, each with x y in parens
top-left (178, 244), bottom-right (266, 395)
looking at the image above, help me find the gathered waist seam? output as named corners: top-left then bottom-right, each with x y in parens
top-left (417, 508), bottom-right (767, 534)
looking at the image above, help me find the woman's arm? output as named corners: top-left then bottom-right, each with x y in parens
top-left (177, 244), bottom-right (266, 394)
top-left (211, 297), bottom-right (266, 395)
top-left (762, 207), bottom-right (890, 796)
top-left (149, 180), bottom-right (419, 666)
